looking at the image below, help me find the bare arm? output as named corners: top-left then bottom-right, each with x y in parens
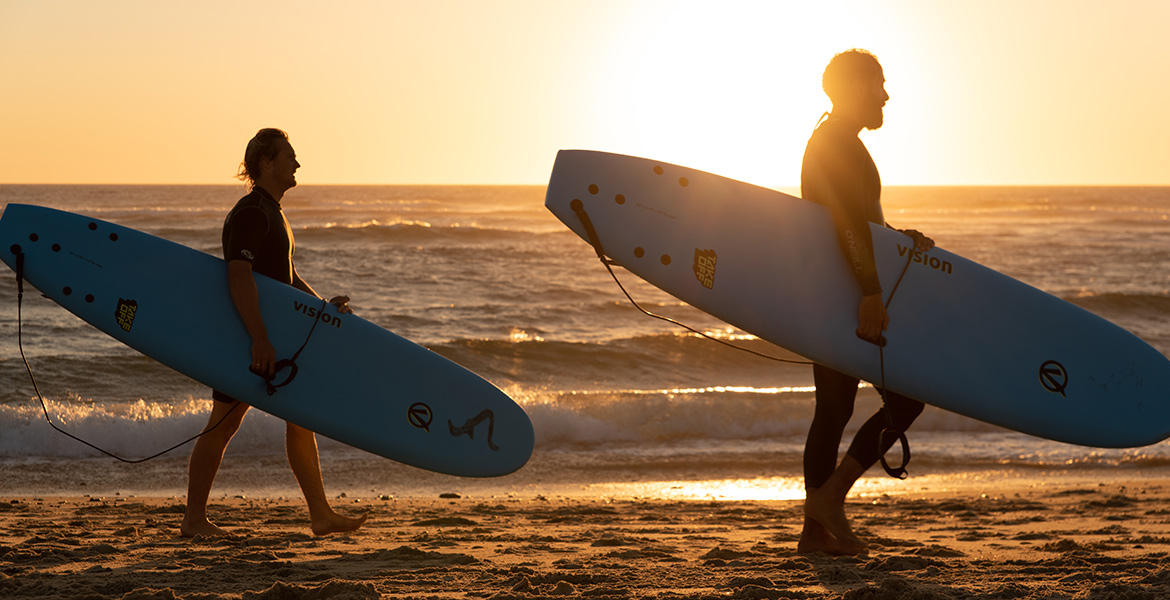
top-left (292, 265), bottom-right (353, 314)
top-left (291, 265), bottom-right (317, 297)
top-left (227, 260), bottom-right (277, 379)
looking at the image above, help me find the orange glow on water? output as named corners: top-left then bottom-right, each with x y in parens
top-left (585, 477), bottom-right (807, 502)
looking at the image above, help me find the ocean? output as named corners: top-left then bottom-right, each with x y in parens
top-left (2, 184), bottom-right (1170, 501)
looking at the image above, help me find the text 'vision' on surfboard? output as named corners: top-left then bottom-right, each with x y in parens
top-left (897, 245), bottom-right (953, 275)
top-left (294, 301), bottom-right (342, 328)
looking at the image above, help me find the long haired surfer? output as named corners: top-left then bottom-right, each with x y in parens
top-left (180, 129), bottom-right (368, 538)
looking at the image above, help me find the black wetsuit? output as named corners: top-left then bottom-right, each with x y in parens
top-left (800, 116), bottom-right (924, 488)
top-left (212, 187), bottom-right (295, 403)
top-left (221, 187), bottom-right (295, 285)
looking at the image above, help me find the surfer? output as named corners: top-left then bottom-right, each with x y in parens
top-left (797, 50), bottom-right (934, 555)
top-left (181, 128), bottom-right (368, 538)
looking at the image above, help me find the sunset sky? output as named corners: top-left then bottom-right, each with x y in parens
top-left (2, 1), bottom-right (1168, 187)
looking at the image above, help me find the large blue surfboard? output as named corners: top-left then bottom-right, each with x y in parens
top-left (545, 150), bottom-right (1170, 448)
top-left (0, 203), bottom-right (534, 477)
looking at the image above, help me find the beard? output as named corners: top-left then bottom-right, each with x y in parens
top-left (863, 107), bottom-right (885, 130)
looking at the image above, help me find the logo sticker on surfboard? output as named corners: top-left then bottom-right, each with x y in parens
top-left (115, 298), bottom-right (138, 332)
top-left (1039, 360), bottom-right (1068, 397)
top-left (408, 402), bottom-right (433, 432)
top-left (449, 409), bottom-right (500, 451)
top-left (693, 248), bottom-right (717, 289)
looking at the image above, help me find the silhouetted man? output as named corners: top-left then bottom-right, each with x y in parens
top-left (181, 128), bottom-right (367, 537)
top-left (798, 50), bottom-right (933, 555)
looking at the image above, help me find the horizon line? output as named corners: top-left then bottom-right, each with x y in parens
top-left (3, 181), bottom-right (1170, 188)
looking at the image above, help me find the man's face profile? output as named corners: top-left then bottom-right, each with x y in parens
top-left (262, 140), bottom-right (300, 191)
top-left (858, 71), bottom-right (888, 131)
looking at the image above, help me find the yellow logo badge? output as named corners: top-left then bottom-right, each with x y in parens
top-left (693, 249), bottom-right (717, 289)
top-left (115, 298), bottom-right (138, 332)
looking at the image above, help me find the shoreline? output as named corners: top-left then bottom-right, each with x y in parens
top-left (5, 444), bottom-right (1169, 499)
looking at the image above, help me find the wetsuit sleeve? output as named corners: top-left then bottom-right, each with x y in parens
top-left (801, 136), bottom-right (882, 296)
top-left (222, 206), bottom-right (270, 265)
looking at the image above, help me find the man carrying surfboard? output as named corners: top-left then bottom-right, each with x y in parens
top-left (181, 128), bottom-right (368, 537)
top-left (797, 50), bottom-right (934, 555)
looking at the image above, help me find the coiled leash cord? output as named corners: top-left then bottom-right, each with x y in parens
top-left (12, 250), bottom-right (242, 463)
top-left (875, 247), bottom-right (916, 479)
top-left (11, 251), bottom-right (326, 463)
top-left (571, 200), bottom-right (917, 478)
top-left (260, 297), bottom-right (328, 396)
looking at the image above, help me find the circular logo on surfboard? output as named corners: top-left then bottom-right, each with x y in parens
top-left (408, 402), bottom-right (433, 432)
top-left (1039, 360), bottom-right (1068, 398)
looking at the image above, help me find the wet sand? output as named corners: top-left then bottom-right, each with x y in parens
top-left (4, 477), bottom-right (1170, 599)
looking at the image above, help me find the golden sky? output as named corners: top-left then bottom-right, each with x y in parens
top-left (2, 0), bottom-right (1168, 186)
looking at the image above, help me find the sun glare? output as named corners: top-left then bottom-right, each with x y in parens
top-left (575, 474), bottom-right (954, 502)
top-left (589, 1), bottom-right (908, 187)
top-left (586, 477), bottom-right (807, 502)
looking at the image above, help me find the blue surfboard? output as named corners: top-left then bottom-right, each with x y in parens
top-left (545, 150), bottom-right (1170, 448)
top-left (0, 203), bottom-right (534, 476)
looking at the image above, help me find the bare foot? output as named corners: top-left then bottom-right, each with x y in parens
top-left (310, 511), bottom-right (369, 536)
top-left (180, 517), bottom-right (231, 538)
top-left (796, 517), bottom-right (866, 556)
top-left (803, 490), bottom-right (868, 555)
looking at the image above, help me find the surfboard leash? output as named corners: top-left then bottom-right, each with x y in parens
top-left (875, 247), bottom-right (918, 479)
top-left (11, 249), bottom-right (242, 464)
top-left (570, 200), bottom-right (812, 366)
top-left (261, 297), bottom-right (330, 396)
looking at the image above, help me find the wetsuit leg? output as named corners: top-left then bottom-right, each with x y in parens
top-left (805, 363), bottom-right (860, 489)
top-left (844, 390), bottom-right (924, 470)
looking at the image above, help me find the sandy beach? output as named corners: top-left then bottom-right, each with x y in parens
top-left (4, 474), bottom-right (1170, 600)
